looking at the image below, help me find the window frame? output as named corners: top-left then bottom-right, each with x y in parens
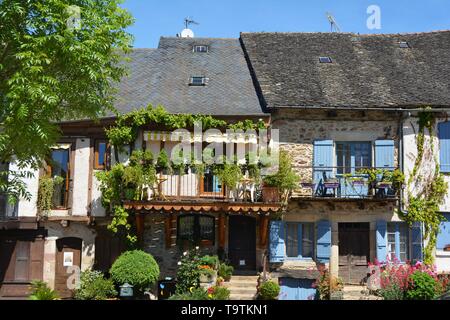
top-left (284, 222), bottom-right (315, 260)
top-left (193, 45), bottom-right (208, 53)
top-left (335, 141), bottom-right (372, 175)
top-left (177, 214), bottom-right (215, 246)
top-left (189, 76), bottom-right (206, 86)
top-left (47, 144), bottom-right (72, 210)
top-left (387, 222), bottom-right (410, 262)
top-left (94, 139), bottom-right (109, 170)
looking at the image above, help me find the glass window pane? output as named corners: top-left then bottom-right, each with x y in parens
top-left (51, 149), bottom-right (69, 208)
top-left (302, 223), bottom-right (314, 258)
top-left (178, 216), bottom-right (195, 241)
top-left (285, 223), bottom-right (298, 257)
top-left (199, 216), bottom-right (214, 241)
top-left (97, 142), bottom-right (106, 167)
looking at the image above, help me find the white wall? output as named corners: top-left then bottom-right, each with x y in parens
top-left (71, 138), bottom-right (90, 216)
top-left (91, 172), bottom-right (106, 217)
top-left (8, 161), bottom-right (39, 217)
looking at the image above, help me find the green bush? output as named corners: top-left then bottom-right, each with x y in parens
top-left (209, 286), bottom-right (230, 300)
top-left (175, 248), bottom-right (202, 294)
top-left (74, 270), bottom-right (117, 300)
top-left (379, 283), bottom-right (405, 300)
top-left (199, 255), bottom-right (219, 269)
top-left (28, 281), bottom-right (58, 300)
top-left (258, 280), bottom-right (280, 300)
top-left (110, 250), bottom-right (160, 293)
top-left (169, 287), bottom-right (209, 300)
top-left (218, 263), bottom-right (234, 281)
top-left (406, 271), bottom-right (439, 300)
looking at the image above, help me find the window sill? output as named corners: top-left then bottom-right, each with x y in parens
top-left (436, 250), bottom-right (450, 257)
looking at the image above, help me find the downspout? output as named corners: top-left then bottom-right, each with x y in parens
top-left (398, 111), bottom-right (411, 216)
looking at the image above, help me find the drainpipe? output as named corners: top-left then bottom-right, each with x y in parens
top-left (399, 111), bottom-right (411, 216)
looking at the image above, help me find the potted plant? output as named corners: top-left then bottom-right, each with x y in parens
top-left (199, 265), bottom-right (217, 283)
top-left (262, 151), bottom-right (299, 204)
top-left (156, 149), bottom-right (171, 174)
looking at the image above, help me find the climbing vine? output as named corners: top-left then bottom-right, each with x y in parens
top-left (106, 104), bottom-right (267, 147)
top-left (402, 109), bottom-right (448, 265)
top-left (37, 176), bottom-right (64, 216)
top-left (98, 106), bottom-right (269, 243)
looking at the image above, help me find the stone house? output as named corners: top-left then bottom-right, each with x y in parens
top-left (240, 30), bottom-right (450, 299)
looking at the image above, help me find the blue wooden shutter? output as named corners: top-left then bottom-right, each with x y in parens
top-left (411, 222), bottom-right (423, 262)
top-left (438, 122), bottom-right (450, 173)
top-left (376, 220), bottom-right (387, 263)
top-left (316, 220), bottom-right (331, 263)
top-left (437, 214), bottom-right (450, 250)
top-left (313, 140), bottom-right (334, 192)
top-left (269, 221), bottom-right (285, 262)
top-left (375, 140), bottom-right (395, 169)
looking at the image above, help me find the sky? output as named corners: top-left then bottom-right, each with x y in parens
top-left (121, 0), bottom-right (450, 48)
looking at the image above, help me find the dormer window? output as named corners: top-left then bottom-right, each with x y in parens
top-left (193, 45), bottom-right (208, 53)
top-left (189, 76), bottom-right (206, 86)
top-left (399, 41), bottom-right (410, 48)
top-left (319, 56), bottom-right (332, 63)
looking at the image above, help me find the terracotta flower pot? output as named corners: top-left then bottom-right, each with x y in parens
top-left (262, 186), bottom-right (280, 203)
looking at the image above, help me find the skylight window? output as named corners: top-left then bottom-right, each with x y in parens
top-left (319, 56), bottom-right (333, 63)
top-left (399, 41), bottom-right (410, 48)
top-left (189, 76), bottom-right (206, 86)
top-left (193, 45), bottom-right (208, 53)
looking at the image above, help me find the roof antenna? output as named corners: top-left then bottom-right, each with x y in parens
top-left (326, 12), bottom-right (342, 33)
top-left (178, 17), bottom-right (199, 38)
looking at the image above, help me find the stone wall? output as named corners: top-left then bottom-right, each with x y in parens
top-left (272, 109), bottom-right (401, 197)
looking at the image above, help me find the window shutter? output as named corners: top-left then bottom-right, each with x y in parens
top-left (438, 122), bottom-right (450, 173)
top-left (375, 140), bottom-right (395, 169)
top-left (269, 221), bottom-right (285, 263)
top-left (313, 140), bottom-right (334, 191)
top-left (411, 222), bottom-right (423, 262)
top-left (316, 220), bottom-right (331, 263)
top-left (376, 220), bottom-right (387, 263)
top-left (437, 214), bottom-right (450, 250)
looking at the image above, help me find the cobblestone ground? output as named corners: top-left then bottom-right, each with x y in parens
top-left (342, 285), bottom-right (383, 300)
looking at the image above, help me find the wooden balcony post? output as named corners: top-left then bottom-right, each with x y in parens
top-left (218, 213), bottom-right (226, 250)
top-left (259, 215), bottom-right (269, 248)
top-left (135, 213), bottom-right (145, 245)
top-left (165, 214), bottom-right (173, 249)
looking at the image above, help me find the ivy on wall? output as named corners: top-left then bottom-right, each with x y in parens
top-left (99, 105), bottom-right (269, 243)
top-left (402, 109), bottom-right (448, 265)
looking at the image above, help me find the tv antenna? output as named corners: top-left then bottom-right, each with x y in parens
top-left (184, 17), bottom-right (199, 29)
top-left (326, 12), bottom-right (341, 33)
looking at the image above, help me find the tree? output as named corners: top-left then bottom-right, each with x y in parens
top-left (0, 0), bottom-right (134, 201)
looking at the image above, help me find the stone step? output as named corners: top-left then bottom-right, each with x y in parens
top-left (226, 288), bottom-right (257, 295)
top-left (223, 281), bottom-right (257, 288)
top-left (229, 294), bottom-right (256, 300)
top-left (230, 275), bottom-right (259, 281)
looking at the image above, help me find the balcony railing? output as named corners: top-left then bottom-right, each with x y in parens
top-left (298, 166), bottom-right (399, 200)
top-left (136, 169), bottom-right (264, 203)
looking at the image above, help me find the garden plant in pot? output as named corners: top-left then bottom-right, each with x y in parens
top-left (262, 151), bottom-right (299, 204)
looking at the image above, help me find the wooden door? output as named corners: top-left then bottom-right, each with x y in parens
top-left (55, 237), bottom-right (82, 299)
top-left (228, 215), bottom-right (256, 270)
top-left (338, 223), bottom-right (370, 284)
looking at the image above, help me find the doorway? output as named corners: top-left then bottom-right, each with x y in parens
top-left (55, 237), bottom-right (82, 299)
top-left (338, 223), bottom-right (370, 284)
top-left (228, 215), bottom-right (256, 271)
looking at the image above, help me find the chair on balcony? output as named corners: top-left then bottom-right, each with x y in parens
top-left (315, 171), bottom-right (340, 197)
top-left (237, 177), bottom-right (257, 202)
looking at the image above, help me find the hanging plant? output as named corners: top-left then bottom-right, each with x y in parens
top-left (37, 175), bottom-right (64, 215)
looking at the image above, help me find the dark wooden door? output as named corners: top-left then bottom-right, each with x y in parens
top-left (338, 223), bottom-right (370, 285)
top-left (228, 215), bottom-right (256, 270)
top-left (55, 237), bottom-right (82, 299)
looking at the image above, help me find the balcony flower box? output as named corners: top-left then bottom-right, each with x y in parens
top-left (376, 181), bottom-right (392, 189)
top-left (262, 186), bottom-right (280, 203)
top-left (351, 180), bottom-right (366, 186)
top-left (301, 182), bottom-right (315, 189)
top-left (323, 182), bottom-right (340, 189)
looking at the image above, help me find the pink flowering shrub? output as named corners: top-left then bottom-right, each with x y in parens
top-left (369, 256), bottom-right (447, 300)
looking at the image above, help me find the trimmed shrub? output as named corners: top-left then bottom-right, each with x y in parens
top-left (110, 250), bottom-right (160, 293)
top-left (406, 271), bottom-right (439, 300)
top-left (74, 270), bottom-right (117, 300)
top-left (258, 281), bottom-right (280, 300)
top-left (28, 281), bottom-right (58, 300)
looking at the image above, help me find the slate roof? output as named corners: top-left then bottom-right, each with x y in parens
top-left (240, 31), bottom-right (450, 109)
top-left (114, 37), bottom-right (265, 116)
